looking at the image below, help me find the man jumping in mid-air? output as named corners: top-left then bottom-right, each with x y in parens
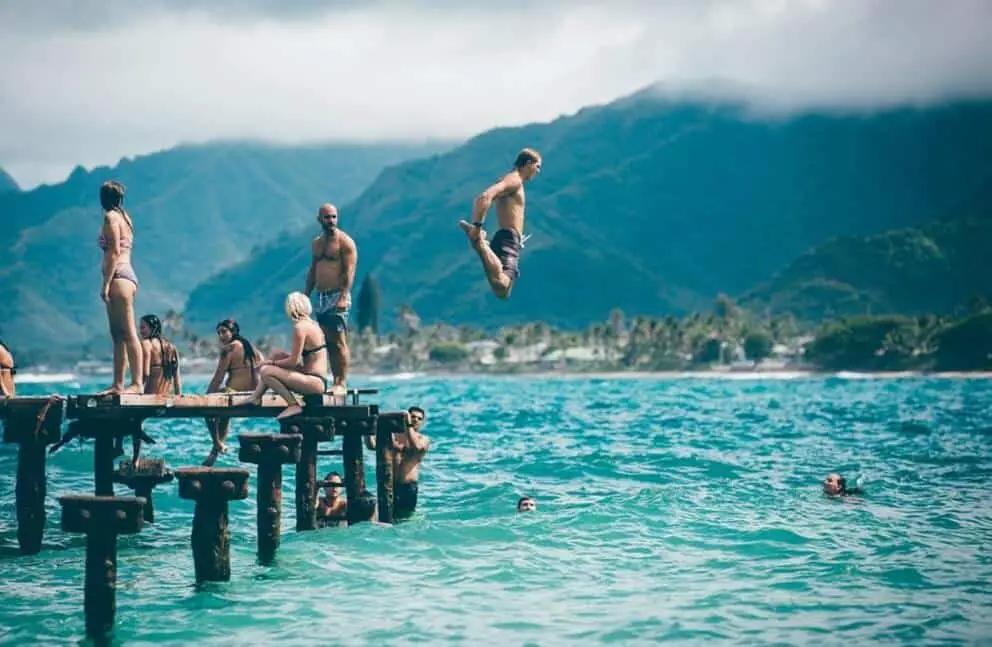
top-left (458, 147), bottom-right (541, 299)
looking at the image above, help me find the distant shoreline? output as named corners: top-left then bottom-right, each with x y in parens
top-left (14, 367), bottom-right (992, 384)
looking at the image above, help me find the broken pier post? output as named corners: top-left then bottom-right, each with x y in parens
top-left (1, 396), bottom-right (65, 555)
top-left (113, 458), bottom-right (174, 523)
top-left (176, 467), bottom-right (250, 583)
top-left (58, 494), bottom-right (145, 640)
top-left (238, 432), bottom-right (302, 564)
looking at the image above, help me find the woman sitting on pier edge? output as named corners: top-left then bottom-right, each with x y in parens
top-left (204, 318), bottom-right (263, 465)
top-left (243, 292), bottom-right (329, 419)
top-left (0, 338), bottom-right (15, 397)
top-left (97, 180), bottom-right (144, 394)
top-left (140, 314), bottom-right (182, 396)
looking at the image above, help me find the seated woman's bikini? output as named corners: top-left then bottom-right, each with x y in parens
top-left (301, 343), bottom-right (330, 392)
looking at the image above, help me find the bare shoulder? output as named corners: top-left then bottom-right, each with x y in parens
top-left (338, 230), bottom-right (357, 250)
top-left (502, 170), bottom-right (524, 191)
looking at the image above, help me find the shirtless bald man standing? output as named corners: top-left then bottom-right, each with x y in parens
top-left (304, 203), bottom-right (358, 395)
top-left (458, 148), bottom-right (542, 300)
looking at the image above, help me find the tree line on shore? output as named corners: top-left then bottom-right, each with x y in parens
top-left (154, 275), bottom-right (992, 374)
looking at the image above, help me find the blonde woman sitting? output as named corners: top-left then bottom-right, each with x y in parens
top-left (244, 291), bottom-right (330, 419)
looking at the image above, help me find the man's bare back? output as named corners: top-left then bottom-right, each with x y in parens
top-left (458, 148), bottom-right (542, 300)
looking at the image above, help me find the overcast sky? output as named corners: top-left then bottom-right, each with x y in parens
top-left (1, 0), bottom-right (990, 189)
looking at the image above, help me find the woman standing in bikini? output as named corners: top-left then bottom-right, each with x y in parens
top-left (139, 314), bottom-right (182, 395)
top-left (0, 339), bottom-right (15, 397)
top-left (97, 180), bottom-right (143, 394)
top-left (204, 319), bottom-right (262, 464)
top-left (242, 292), bottom-right (329, 420)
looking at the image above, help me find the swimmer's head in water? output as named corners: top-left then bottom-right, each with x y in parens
top-left (408, 406), bottom-right (425, 430)
top-left (317, 203), bottom-right (338, 232)
top-left (517, 496), bottom-right (536, 513)
top-left (323, 471), bottom-right (342, 497)
top-left (356, 489), bottom-right (376, 521)
top-left (823, 473), bottom-right (847, 496)
top-left (514, 148), bottom-right (542, 180)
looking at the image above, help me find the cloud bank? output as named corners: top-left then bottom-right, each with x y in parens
top-left (1, 0), bottom-right (990, 187)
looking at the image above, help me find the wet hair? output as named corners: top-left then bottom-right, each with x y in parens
top-left (285, 291), bottom-right (312, 320)
top-left (324, 471), bottom-right (342, 483)
top-left (513, 148), bottom-right (541, 169)
top-left (100, 180), bottom-right (126, 212)
top-left (355, 489), bottom-right (377, 521)
top-left (141, 314), bottom-right (179, 381)
top-left (517, 496), bottom-right (535, 510)
top-left (408, 406), bottom-right (425, 417)
top-left (216, 318), bottom-right (259, 373)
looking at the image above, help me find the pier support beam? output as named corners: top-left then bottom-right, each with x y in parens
top-left (341, 416), bottom-right (371, 525)
top-left (176, 467), bottom-right (250, 583)
top-left (238, 433), bottom-right (302, 564)
top-left (375, 412), bottom-right (406, 525)
top-left (113, 458), bottom-right (174, 523)
top-left (59, 494), bottom-right (145, 641)
top-left (282, 419), bottom-right (336, 532)
top-left (1, 397), bottom-right (64, 555)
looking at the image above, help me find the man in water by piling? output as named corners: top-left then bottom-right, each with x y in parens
top-left (304, 203), bottom-right (357, 396)
top-left (458, 148), bottom-right (541, 300)
top-left (366, 407), bottom-right (430, 519)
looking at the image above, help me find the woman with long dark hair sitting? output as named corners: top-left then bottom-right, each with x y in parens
top-left (204, 318), bottom-right (263, 465)
top-left (0, 339), bottom-right (15, 397)
top-left (139, 314), bottom-right (182, 395)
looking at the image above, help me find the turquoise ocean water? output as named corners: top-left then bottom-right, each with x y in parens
top-left (1, 374), bottom-right (991, 646)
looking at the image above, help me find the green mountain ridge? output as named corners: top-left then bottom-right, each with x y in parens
top-left (0, 140), bottom-right (454, 353)
top-left (185, 86), bottom-right (992, 336)
top-left (741, 184), bottom-right (992, 320)
top-left (0, 167), bottom-right (18, 194)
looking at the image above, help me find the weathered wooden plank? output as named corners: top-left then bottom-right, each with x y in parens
top-left (67, 393), bottom-right (378, 420)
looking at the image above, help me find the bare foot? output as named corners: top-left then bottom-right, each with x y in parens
top-left (122, 384), bottom-right (144, 394)
top-left (331, 383), bottom-right (347, 397)
top-left (458, 220), bottom-right (485, 248)
top-left (276, 403), bottom-right (303, 420)
top-left (97, 385), bottom-right (123, 396)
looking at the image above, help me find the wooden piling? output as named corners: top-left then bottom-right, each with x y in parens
top-left (238, 433), bottom-right (302, 564)
top-left (176, 467), bottom-right (250, 583)
top-left (1, 397), bottom-right (65, 554)
top-left (282, 418), bottom-right (336, 532)
top-left (375, 412), bottom-right (407, 525)
top-left (342, 420), bottom-right (369, 525)
top-left (113, 458), bottom-right (174, 523)
top-left (58, 494), bottom-right (145, 640)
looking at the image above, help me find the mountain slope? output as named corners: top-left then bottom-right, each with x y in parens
top-left (0, 140), bottom-right (452, 352)
top-left (0, 167), bottom-right (17, 194)
top-left (186, 87), bottom-right (992, 335)
top-left (740, 185), bottom-right (992, 320)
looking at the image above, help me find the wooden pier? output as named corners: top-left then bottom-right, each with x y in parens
top-left (0, 388), bottom-right (411, 639)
